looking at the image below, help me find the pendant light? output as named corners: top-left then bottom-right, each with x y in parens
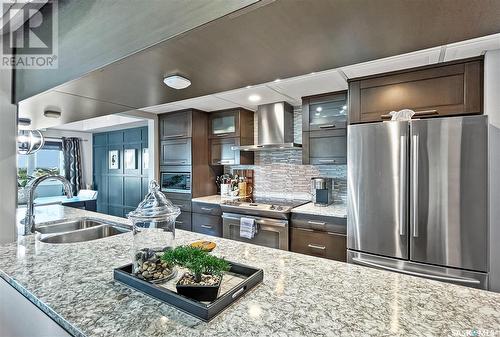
top-left (17, 129), bottom-right (45, 155)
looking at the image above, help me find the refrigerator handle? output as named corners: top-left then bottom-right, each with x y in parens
top-left (399, 135), bottom-right (407, 236)
top-left (351, 258), bottom-right (481, 285)
top-left (411, 134), bottom-right (419, 238)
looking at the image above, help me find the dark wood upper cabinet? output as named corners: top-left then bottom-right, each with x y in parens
top-left (209, 137), bottom-right (253, 166)
top-left (208, 108), bottom-right (254, 166)
top-left (208, 108), bottom-right (254, 139)
top-left (160, 110), bottom-right (192, 139)
top-left (348, 57), bottom-right (484, 124)
top-left (158, 109), bottom-right (218, 198)
top-left (302, 129), bottom-right (347, 165)
top-left (160, 138), bottom-right (192, 166)
top-left (302, 91), bottom-right (348, 165)
top-left (302, 91), bottom-right (348, 132)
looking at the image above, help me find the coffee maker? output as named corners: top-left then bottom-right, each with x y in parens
top-left (311, 177), bottom-right (333, 206)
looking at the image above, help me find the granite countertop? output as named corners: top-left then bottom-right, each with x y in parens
top-left (2, 206), bottom-right (500, 337)
top-left (291, 202), bottom-right (347, 218)
top-left (191, 195), bottom-right (225, 205)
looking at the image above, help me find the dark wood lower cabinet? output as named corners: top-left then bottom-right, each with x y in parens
top-left (175, 211), bottom-right (192, 231)
top-left (290, 227), bottom-right (346, 262)
top-left (192, 213), bottom-right (223, 237)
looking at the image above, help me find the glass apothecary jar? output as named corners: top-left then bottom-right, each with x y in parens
top-left (128, 180), bottom-right (180, 282)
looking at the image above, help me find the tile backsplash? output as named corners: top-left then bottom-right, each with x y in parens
top-left (226, 106), bottom-right (347, 203)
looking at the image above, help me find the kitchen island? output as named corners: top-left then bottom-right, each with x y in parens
top-left (1, 206), bottom-right (500, 337)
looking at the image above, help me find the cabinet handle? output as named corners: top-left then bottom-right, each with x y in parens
top-left (318, 159), bottom-right (336, 163)
top-left (216, 133), bottom-right (230, 137)
top-left (201, 207), bottom-right (213, 212)
top-left (294, 227), bottom-right (313, 232)
top-left (164, 160), bottom-right (187, 164)
top-left (201, 224), bottom-right (213, 229)
top-left (307, 244), bottom-right (326, 250)
top-left (319, 124), bottom-right (336, 129)
top-left (214, 160), bottom-right (233, 165)
top-left (164, 134), bottom-right (187, 138)
top-left (307, 221), bottom-right (326, 226)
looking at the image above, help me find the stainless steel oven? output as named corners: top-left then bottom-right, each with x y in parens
top-left (160, 171), bottom-right (191, 193)
top-left (222, 213), bottom-right (289, 250)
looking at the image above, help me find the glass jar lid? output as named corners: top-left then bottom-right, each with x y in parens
top-left (127, 180), bottom-right (180, 222)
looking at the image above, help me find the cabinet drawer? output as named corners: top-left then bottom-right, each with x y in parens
top-left (175, 211), bottom-right (192, 231)
top-left (160, 138), bottom-right (191, 166)
top-left (192, 213), bottom-right (223, 237)
top-left (170, 198), bottom-right (192, 212)
top-left (291, 213), bottom-right (346, 234)
top-left (290, 228), bottom-right (346, 262)
top-left (160, 111), bottom-right (192, 140)
top-left (192, 202), bottom-right (222, 216)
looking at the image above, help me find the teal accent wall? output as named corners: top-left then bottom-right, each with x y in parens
top-left (93, 127), bottom-right (149, 217)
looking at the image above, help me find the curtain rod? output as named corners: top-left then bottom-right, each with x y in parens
top-left (44, 136), bottom-right (89, 142)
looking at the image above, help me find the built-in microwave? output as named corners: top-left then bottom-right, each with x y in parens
top-left (160, 172), bottom-right (191, 193)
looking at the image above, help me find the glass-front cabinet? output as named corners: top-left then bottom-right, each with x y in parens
top-left (209, 110), bottom-right (240, 138)
top-left (302, 91), bottom-right (348, 165)
top-left (302, 91), bottom-right (348, 131)
top-left (208, 108), bottom-right (254, 166)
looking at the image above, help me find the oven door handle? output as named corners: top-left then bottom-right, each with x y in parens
top-left (222, 215), bottom-right (288, 227)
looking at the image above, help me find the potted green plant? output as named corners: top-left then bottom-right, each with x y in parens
top-left (161, 246), bottom-right (230, 301)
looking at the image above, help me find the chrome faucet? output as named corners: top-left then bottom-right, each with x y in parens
top-left (22, 174), bottom-right (74, 235)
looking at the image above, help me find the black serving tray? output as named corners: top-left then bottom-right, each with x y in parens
top-left (114, 262), bottom-right (264, 321)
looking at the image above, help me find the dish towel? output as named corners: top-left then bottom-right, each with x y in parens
top-left (240, 217), bottom-right (257, 239)
top-left (389, 109), bottom-right (415, 121)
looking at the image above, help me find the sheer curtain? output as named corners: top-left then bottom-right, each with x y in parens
top-left (61, 137), bottom-right (83, 195)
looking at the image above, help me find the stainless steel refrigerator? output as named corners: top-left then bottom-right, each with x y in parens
top-left (347, 115), bottom-right (489, 289)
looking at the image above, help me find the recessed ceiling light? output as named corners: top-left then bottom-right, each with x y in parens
top-left (316, 107), bottom-right (323, 112)
top-left (163, 75), bottom-right (191, 89)
top-left (248, 94), bottom-right (261, 102)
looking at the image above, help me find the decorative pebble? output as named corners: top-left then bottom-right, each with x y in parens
top-left (134, 248), bottom-right (173, 282)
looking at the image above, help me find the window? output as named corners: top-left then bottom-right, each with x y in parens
top-left (17, 142), bottom-right (65, 197)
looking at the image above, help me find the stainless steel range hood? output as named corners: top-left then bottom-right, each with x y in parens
top-left (232, 102), bottom-right (301, 151)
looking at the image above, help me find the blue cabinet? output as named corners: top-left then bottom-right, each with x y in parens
top-left (93, 127), bottom-right (149, 217)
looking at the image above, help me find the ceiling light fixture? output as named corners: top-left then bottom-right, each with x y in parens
top-left (43, 110), bottom-right (61, 118)
top-left (163, 75), bottom-right (191, 89)
top-left (316, 107), bottom-right (323, 112)
top-left (248, 94), bottom-right (261, 102)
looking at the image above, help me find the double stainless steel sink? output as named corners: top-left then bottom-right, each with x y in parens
top-left (36, 217), bottom-right (130, 244)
